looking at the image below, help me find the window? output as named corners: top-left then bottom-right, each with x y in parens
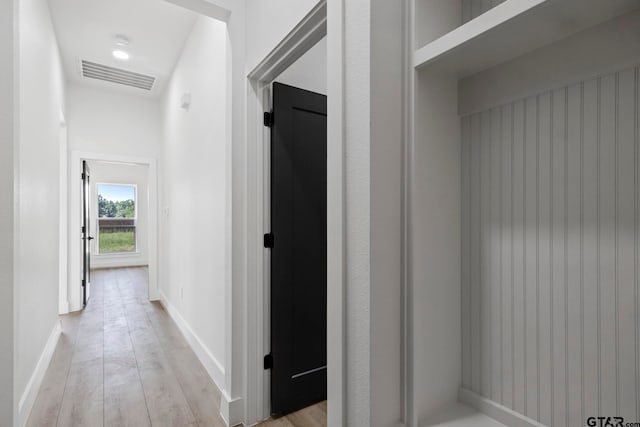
top-left (97, 184), bottom-right (137, 253)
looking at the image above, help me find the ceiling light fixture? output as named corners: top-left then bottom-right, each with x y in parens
top-left (114, 35), bottom-right (130, 46)
top-left (112, 35), bottom-right (131, 61)
top-left (112, 49), bottom-right (130, 60)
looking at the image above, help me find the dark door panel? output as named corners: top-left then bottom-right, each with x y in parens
top-left (270, 82), bottom-right (327, 416)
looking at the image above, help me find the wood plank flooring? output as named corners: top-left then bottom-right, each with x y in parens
top-left (256, 402), bottom-right (327, 427)
top-left (26, 267), bottom-right (227, 427)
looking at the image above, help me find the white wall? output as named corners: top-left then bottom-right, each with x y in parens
top-left (462, 0), bottom-right (506, 23)
top-left (162, 1), bottom-right (246, 421)
top-left (245, 0), bottom-right (322, 72)
top-left (411, 74), bottom-right (462, 425)
top-left (160, 15), bottom-right (228, 390)
top-left (16, 0), bottom-right (66, 423)
top-left (89, 162), bottom-right (149, 269)
top-left (0, 0), bottom-right (16, 424)
top-left (274, 37), bottom-right (327, 95)
top-left (66, 84), bottom-right (161, 158)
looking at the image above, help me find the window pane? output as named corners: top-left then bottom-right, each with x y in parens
top-left (98, 184), bottom-right (135, 218)
top-left (97, 184), bottom-right (136, 253)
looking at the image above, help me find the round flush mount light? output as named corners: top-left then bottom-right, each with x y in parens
top-left (114, 34), bottom-right (130, 46)
top-left (112, 49), bottom-right (130, 60)
top-left (112, 35), bottom-right (131, 60)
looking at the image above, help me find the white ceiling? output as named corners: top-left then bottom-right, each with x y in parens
top-left (48, 0), bottom-right (198, 98)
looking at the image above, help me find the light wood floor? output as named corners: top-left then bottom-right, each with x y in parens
top-left (26, 267), bottom-right (227, 427)
top-left (27, 267), bottom-right (327, 427)
top-left (256, 402), bottom-right (327, 427)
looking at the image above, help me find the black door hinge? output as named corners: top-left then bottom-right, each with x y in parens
top-left (264, 233), bottom-right (274, 249)
top-left (264, 353), bottom-right (273, 370)
top-left (81, 172), bottom-right (85, 180)
top-left (264, 111), bottom-right (274, 127)
top-left (82, 226), bottom-right (86, 233)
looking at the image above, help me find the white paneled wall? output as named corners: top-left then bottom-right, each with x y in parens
top-left (461, 0), bottom-right (506, 23)
top-left (461, 65), bottom-right (640, 426)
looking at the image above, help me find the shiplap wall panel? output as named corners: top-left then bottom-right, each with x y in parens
top-left (617, 68), bottom-right (637, 422)
top-left (538, 91), bottom-right (552, 427)
top-left (582, 78), bottom-right (599, 420)
top-left (566, 82), bottom-right (583, 427)
top-left (512, 100), bottom-right (526, 415)
top-left (462, 66), bottom-right (640, 425)
top-left (550, 88), bottom-right (567, 427)
top-left (500, 103), bottom-right (514, 409)
top-left (491, 107), bottom-right (502, 404)
top-left (461, 0), bottom-right (506, 23)
top-left (471, 113), bottom-right (482, 394)
top-left (524, 96), bottom-right (538, 420)
top-left (481, 109), bottom-right (492, 399)
top-left (462, 0), bottom-right (471, 24)
top-left (462, 115), bottom-right (472, 390)
top-left (599, 73), bottom-right (617, 417)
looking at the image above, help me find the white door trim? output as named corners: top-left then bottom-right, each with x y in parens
top-left (326, 0), bottom-right (346, 424)
top-left (67, 151), bottom-right (159, 312)
top-left (245, 0), bottom-right (346, 423)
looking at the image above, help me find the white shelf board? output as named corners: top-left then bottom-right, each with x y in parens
top-left (414, 0), bottom-right (640, 77)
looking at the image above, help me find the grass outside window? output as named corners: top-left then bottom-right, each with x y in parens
top-left (99, 229), bottom-right (136, 253)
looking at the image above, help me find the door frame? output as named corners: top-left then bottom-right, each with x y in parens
top-left (66, 151), bottom-right (159, 313)
top-left (246, 0), bottom-right (345, 423)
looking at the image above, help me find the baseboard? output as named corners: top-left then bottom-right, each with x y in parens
top-left (18, 321), bottom-right (62, 427)
top-left (158, 290), bottom-right (226, 394)
top-left (458, 388), bottom-right (545, 427)
top-left (91, 261), bottom-right (148, 270)
top-left (220, 392), bottom-right (244, 426)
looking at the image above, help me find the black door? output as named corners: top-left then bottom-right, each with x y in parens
top-left (270, 82), bottom-right (327, 415)
top-left (82, 160), bottom-right (93, 307)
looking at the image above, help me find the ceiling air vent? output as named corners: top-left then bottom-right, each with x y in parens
top-left (81, 60), bottom-right (155, 91)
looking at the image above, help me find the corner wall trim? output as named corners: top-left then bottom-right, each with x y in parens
top-left (158, 290), bottom-right (226, 395)
top-left (18, 321), bottom-right (62, 427)
top-left (220, 392), bottom-right (244, 427)
top-left (458, 388), bottom-right (545, 427)
top-left (58, 300), bottom-right (69, 315)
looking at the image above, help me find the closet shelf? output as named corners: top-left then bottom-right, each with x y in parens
top-left (413, 0), bottom-right (640, 77)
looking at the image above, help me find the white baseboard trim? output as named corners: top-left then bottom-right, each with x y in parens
top-left (158, 290), bottom-right (226, 395)
top-left (91, 260), bottom-right (148, 269)
top-left (459, 388), bottom-right (545, 427)
top-left (220, 392), bottom-right (244, 427)
top-left (18, 321), bottom-right (62, 427)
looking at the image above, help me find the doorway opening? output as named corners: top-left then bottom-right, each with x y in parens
top-left (67, 153), bottom-right (159, 312)
top-left (78, 160), bottom-right (152, 308)
top-left (247, 2), bottom-right (329, 423)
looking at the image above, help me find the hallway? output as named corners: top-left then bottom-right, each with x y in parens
top-left (27, 268), bottom-right (226, 427)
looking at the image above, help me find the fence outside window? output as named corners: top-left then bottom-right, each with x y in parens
top-left (98, 218), bottom-right (136, 253)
